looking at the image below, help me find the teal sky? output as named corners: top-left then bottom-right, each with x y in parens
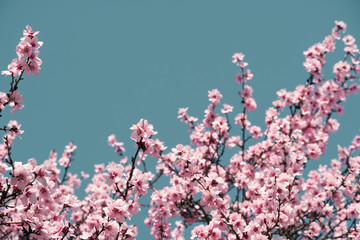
top-left (1, 1), bottom-right (360, 238)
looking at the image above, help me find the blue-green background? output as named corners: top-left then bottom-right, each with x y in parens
top-left (1, 1), bottom-right (359, 238)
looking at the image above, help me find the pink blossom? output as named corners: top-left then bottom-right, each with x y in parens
top-left (94, 163), bottom-right (105, 173)
top-left (16, 41), bottom-right (33, 58)
top-left (7, 58), bottom-right (28, 77)
top-left (81, 171), bottom-right (89, 179)
top-left (307, 143), bottom-right (322, 160)
top-left (23, 25), bottom-right (39, 37)
top-left (303, 57), bottom-right (321, 75)
top-left (10, 162), bottom-right (33, 190)
top-left (343, 34), bottom-right (356, 45)
top-left (8, 90), bottom-right (24, 114)
top-left (104, 221), bottom-right (120, 238)
top-left (130, 119), bottom-right (157, 143)
top-left (21, 186), bottom-right (37, 205)
top-left (243, 69), bottom-right (253, 81)
top-left (61, 194), bottom-right (80, 209)
top-left (130, 169), bottom-right (149, 196)
top-left (307, 222), bottom-right (321, 237)
top-left (105, 161), bottom-right (124, 186)
top-left (38, 180), bottom-right (55, 199)
top-left (104, 199), bottom-right (130, 222)
top-left (352, 135), bottom-right (360, 149)
top-left (221, 103), bottom-right (233, 113)
top-left (240, 85), bottom-right (253, 99)
top-left (244, 97), bottom-right (257, 111)
top-left (335, 20), bottom-right (347, 32)
top-left (151, 138), bottom-right (167, 158)
top-left (178, 107), bottom-right (189, 122)
top-left (66, 173), bottom-right (81, 188)
top-left (234, 72), bottom-right (243, 84)
top-left (108, 134), bottom-right (117, 146)
top-left (235, 113), bottom-right (250, 128)
top-left (249, 126), bottom-right (262, 139)
top-left (208, 89), bottom-right (223, 106)
top-left (232, 52), bottom-right (248, 68)
top-left (226, 136), bottom-right (242, 149)
top-left (333, 60), bottom-right (351, 78)
top-left (26, 59), bottom-right (41, 76)
top-left (7, 120), bottom-right (24, 136)
top-left (108, 134), bottom-right (125, 155)
top-left (232, 52), bottom-right (244, 63)
top-left (26, 36), bottom-right (43, 49)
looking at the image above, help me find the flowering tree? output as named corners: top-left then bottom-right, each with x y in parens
top-left (0, 21), bottom-right (359, 239)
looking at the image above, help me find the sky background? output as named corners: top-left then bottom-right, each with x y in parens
top-left (1, 1), bottom-right (360, 238)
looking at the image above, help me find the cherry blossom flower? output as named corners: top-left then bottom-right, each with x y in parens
top-left (208, 89), bottom-right (223, 106)
top-left (104, 199), bottom-right (130, 222)
top-left (130, 119), bottom-right (157, 143)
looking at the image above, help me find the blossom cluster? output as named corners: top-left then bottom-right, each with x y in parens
top-left (145, 21), bottom-right (360, 240)
top-left (1, 25), bottom-right (43, 114)
top-left (2, 25), bottom-right (43, 78)
top-left (0, 22), bottom-right (359, 240)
